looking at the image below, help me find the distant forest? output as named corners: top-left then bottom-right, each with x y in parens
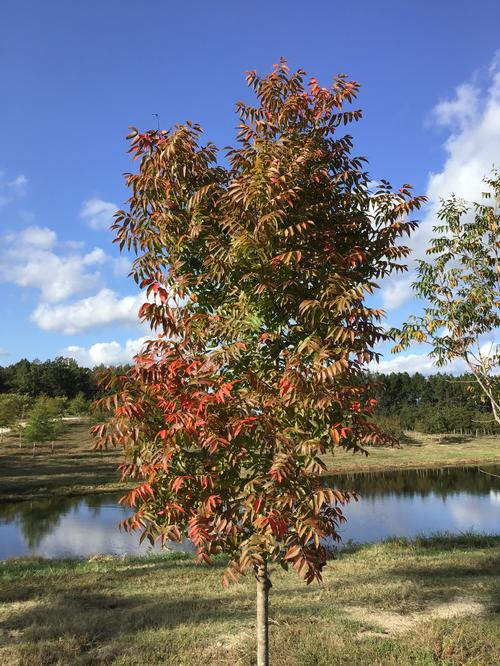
top-left (0, 357), bottom-right (498, 435)
top-left (0, 357), bottom-right (117, 400)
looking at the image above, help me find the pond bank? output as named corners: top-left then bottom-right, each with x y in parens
top-left (1, 423), bottom-right (499, 501)
top-left (1, 534), bottom-right (499, 665)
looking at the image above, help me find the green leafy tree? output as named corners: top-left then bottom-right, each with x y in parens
top-left (0, 394), bottom-right (24, 442)
top-left (24, 396), bottom-right (65, 455)
top-left (392, 171), bottom-right (500, 424)
top-left (0, 393), bottom-right (32, 446)
top-left (93, 61), bottom-right (423, 665)
top-left (1, 357), bottom-right (96, 399)
top-left (8, 359), bottom-right (37, 395)
top-left (68, 392), bottom-right (90, 416)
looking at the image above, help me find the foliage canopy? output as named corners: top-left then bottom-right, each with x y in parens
top-left (392, 171), bottom-right (500, 424)
top-left (24, 396), bottom-right (65, 447)
top-left (93, 60), bottom-right (424, 584)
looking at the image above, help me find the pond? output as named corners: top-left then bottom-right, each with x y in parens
top-left (1, 464), bottom-right (499, 559)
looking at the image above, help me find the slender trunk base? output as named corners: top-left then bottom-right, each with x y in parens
top-left (256, 562), bottom-right (271, 666)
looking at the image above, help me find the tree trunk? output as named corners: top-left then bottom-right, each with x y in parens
top-left (256, 562), bottom-right (271, 666)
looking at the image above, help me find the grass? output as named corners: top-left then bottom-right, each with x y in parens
top-left (1, 423), bottom-right (499, 501)
top-left (0, 534), bottom-right (499, 665)
top-left (323, 432), bottom-right (500, 474)
top-left (0, 420), bottom-right (128, 502)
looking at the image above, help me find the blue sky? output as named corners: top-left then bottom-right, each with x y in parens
top-left (1, 0), bottom-right (499, 372)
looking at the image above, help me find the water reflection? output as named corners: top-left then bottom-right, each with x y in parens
top-left (328, 464), bottom-right (500, 498)
top-left (0, 495), bottom-right (120, 550)
top-left (0, 465), bottom-right (499, 559)
top-left (327, 465), bottom-right (500, 544)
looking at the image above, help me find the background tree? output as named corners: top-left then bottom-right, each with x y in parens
top-left (93, 61), bottom-right (424, 665)
top-left (2, 358), bottom-right (495, 441)
top-left (371, 372), bottom-right (497, 435)
top-left (391, 171), bottom-right (500, 424)
top-left (0, 394), bottom-right (25, 443)
top-left (68, 392), bottom-right (90, 416)
top-left (24, 396), bottom-right (65, 456)
top-left (0, 357), bottom-right (96, 399)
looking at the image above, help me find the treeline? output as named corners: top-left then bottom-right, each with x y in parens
top-left (372, 372), bottom-right (499, 436)
top-left (0, 358), bottom-right (130, 443)
top-left (0, 358), bottom-right (498, 436)
top-left (0, 357), bottom-right (131, 400)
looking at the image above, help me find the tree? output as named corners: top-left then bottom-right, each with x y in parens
top-left (0, 394), bottom-right (24, 442)
top-left (93, 60), bottom-right (424, 665)
top-left (391, 171), bottom-right (500, 424)
top-left (0, 393), bottom-right (31, 446)
top-left (24, 397), bottom-right (65, 455)
top-left (8, 359), bottom-right (36, 395)
top-left (68, 392), bottom-right (90, 416)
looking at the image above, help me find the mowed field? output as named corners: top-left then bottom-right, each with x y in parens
top-left (1, 421), bottom-right (500, 501)
top-left (0, 421), bottom-right (127, 501)
top-left (326, 432), bottom-right (500, 473)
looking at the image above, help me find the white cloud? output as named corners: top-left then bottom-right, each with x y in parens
top-left (64, 239), bottom-right (87, 250)
top-left (380, 54), bottom-right (500, 311)
top-left (17, 225), bottom-right (57, 249)
top-left (81, 247), bottom-right (107, 265)
top-left (378, 276), bottom-right (413, 311)
top-left (431, 83), bottom-right (480, 132)
top-left (0, 172), bottom-right (27, 207)
top-left (32, 288), bottom-right (144, 334)
top-left (80, 198), bottom-right (117, 230)
top-left (0, 226), bottom-right (106, 303)
top-left (370, 352), bottom-right (467, 376)
top-left (62, 335), bottom-right (148, 367)
top-left (0, 224), bottom-right (147, 336)
top-left (11, 175), bottom-right (27, 187)
top-left (0, 347), bottom-right (10, 357)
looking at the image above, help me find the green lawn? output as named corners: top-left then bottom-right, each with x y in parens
top-left (1, 534), bottom-right (499, 665)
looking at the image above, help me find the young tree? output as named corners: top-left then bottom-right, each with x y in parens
top-left (391, 171), bottom-right (500, 424)
top-left (24, 397), bottom-right (65, 455)
top-left (93, 61), bottom-right (424, 664)
top-left (69, 391), bottom-right (90, 416)
top-left (0, 393), bottom-right (31, 446)
top-left (0, 394), bottom-right (22, 442)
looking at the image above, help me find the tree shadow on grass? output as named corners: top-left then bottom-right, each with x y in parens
top-left (269, 536), bottom-right (500, 619)
top-left (3, 589), bottom-right (249, 636)
top-left (0, 560), bottom-right (252, 664)
top-left (435, 435), bottom-right (474, 445)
